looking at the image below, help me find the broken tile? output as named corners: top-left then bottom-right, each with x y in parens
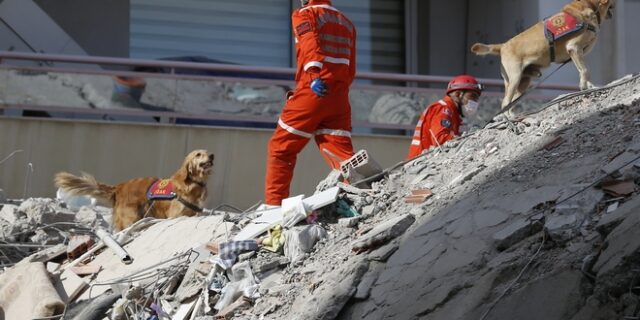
top-left (601, 180), bottom-right (636, 197)
top-left (70, 265), bottom-right (101, 276)
top-left (60, 269), bottom-right (88, 303)
top-left (66, 235), bottom-right (95, 260)
top-left (540, 136), bottom-right (565, 151)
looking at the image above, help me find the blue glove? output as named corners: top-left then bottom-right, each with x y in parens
top-left (310, 78), bottom-right (328, 97)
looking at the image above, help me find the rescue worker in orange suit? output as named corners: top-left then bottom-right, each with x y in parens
top-left (262, 0), bottom-right (357, 207)
top-left (406, 75), bottom-right (483, 160)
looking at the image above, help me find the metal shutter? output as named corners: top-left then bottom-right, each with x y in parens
top-left (333, 0), bottom-right (405, 73)
top-left (130, 0), bottom-right (291, 67)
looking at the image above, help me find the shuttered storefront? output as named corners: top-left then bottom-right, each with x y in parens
top-left (131, 0), bottom-right (404, 72)
top-left (130, 0), bottom-right (291, 67)
top-left (334, 0), bottom-right (405, 73)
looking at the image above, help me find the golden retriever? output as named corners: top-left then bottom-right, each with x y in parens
top-left (471, 0), bottom-right (615, 111)
top-left (55, 149), bottom-right (214, 231)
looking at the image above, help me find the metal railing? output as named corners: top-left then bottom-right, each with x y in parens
top-left (0, 51), bottom-right (577, 133)
top-left (0, 51), bottom-right (580, 91)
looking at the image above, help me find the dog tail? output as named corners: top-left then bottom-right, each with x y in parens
top-left (54, 172), bottom-right (115, 206)
top-left (471, 43), bottom-right (502, 56)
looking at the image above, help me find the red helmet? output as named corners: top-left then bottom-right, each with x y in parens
top-left (446, 75), bottom-right (483, 95)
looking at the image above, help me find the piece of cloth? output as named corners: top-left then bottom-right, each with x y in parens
top-left (0, 262), bottom-right (65, 320)
top-left (262, 225), bottom-right (286, 252)
top-left (264, 0), bottom-right (357, 205)
top-left (406, 95), bottom-right (462, 160)
top-left (284, 224), bottom-right (328, 263)
top-left (217, 240), bottom-right (259, 260)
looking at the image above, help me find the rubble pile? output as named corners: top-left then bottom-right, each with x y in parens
top-left (1, 73), bottom-right (640, 320)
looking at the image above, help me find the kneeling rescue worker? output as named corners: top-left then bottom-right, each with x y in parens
top-left (406, 75), bottom-right (483, 160)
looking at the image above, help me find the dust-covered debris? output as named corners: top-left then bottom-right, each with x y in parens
top-left (3, 74), bottom-right (640, 320)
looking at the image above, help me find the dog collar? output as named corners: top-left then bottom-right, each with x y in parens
top-left (178, 196), bottom-right (204, 213)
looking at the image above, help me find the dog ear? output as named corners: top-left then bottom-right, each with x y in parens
top-left (174, 156), bottom-right (192, 182)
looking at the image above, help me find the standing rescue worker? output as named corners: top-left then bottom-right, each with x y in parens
top-left (406, 75), bottom-right (483, 160)
top-left (263, 0), bottom-right (357, 207)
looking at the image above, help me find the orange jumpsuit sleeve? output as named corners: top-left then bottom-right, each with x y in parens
top-left (423, 105), bottom-right (458, 147)
top-left (292, 10), bottom-right (325, 74)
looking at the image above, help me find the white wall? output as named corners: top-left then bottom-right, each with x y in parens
top-left (0, 118), bottom-right (409, 210)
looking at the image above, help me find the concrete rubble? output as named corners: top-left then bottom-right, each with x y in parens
top-left (1, 73), bottom-right (640, 319)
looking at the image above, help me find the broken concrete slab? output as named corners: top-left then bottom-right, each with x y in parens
top-left (354, 268), bottom-right (380, 300)
top-left (368, 242), bottom-right (399, 262)
top-left (496, 185), bottom-right (563, 214)
top-left (450, 165), bottom-right (485, 186)
top-left (485, 270), bottom-right (584, 320)
top-left (596, 196), bottom-right (640, 236)
top-left (0, 204), bottom-right (24, 224)
top-left (593, 195), bottom-right (640, 276)
top-left (0, 262), bottom-right (65, 319)
top-left (338, 216), bottom-right (361, 228)
top-left (352, 214), bottom-right (416, 253)
top-left (78, 216), bottom-right (233, 300)
top-left (60, 268), bottom-right (88, 303)
top-left (289, 258), bottom-right (369, 320)
top-left (602, 151), bottom-right (640, 175)
top-left (19, 198), bottom-right (76, 225)
top-left (544, 211), bottom-right (581, 243)
top-left (493, 218), bottom-right (541, 251)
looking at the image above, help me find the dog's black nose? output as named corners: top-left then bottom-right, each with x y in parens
top-left (209, 154), bottom-right (214, 161)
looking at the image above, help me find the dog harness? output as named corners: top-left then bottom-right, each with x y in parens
top-left (146, 179), bottom-right (204, 213)
top-left (543, 12), bottom-right (596, 63)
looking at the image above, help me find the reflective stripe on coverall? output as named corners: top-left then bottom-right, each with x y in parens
top-left (265, 0), bottom-right (357, 205)
top-left (406, 95), bottom-right (462, 160)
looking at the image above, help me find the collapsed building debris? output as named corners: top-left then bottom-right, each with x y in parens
top-left (1, 74), bottom-right (640, 319)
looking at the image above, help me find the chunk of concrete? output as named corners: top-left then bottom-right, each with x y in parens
top-left (352, 214), bottom-right (416, 253)
top-left (596, 196), bottom-right (640, 236)
top-left (493, 218), bottom-right (540, 251)
top-left (594, 196), bottom-right (640, 276)
top-left (339, 217), bottom-right (361, 228)
top-left (0, 204), bottom-right (23, 224)
top-left (602, 151), bottom-right (640, 175)
top-left (544, 212), bottom-right (580, 243)
top-left (289, 258), bottom-right (369, 320)
top-left (368, 242), bottom-right (399, 262)
top-left (450, 165), bottom-right (485, 186)
top-left (19, 198), bottom-right (75, 225)
top-left (354, 269), bottom-right (379, 300)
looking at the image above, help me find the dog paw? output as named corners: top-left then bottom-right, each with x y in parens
top-left (580, 82), bottom-right (597, 90)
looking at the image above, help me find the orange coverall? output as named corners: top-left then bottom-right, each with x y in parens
top-left (406, 96), bottom-right (462, 160)
top-left (264, 0), bottom-right (357, 205)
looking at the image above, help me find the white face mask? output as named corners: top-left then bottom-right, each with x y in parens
top-left (462, 100), bottom-right (479, 117)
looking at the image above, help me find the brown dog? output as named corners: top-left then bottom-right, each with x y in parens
top-left (55, 149), bottom-right (214, 231)
top-left (471, 0), bottom-right (615, 111)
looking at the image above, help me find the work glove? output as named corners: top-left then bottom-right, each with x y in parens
top-left (310, 78), bottom-right (328, 97)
